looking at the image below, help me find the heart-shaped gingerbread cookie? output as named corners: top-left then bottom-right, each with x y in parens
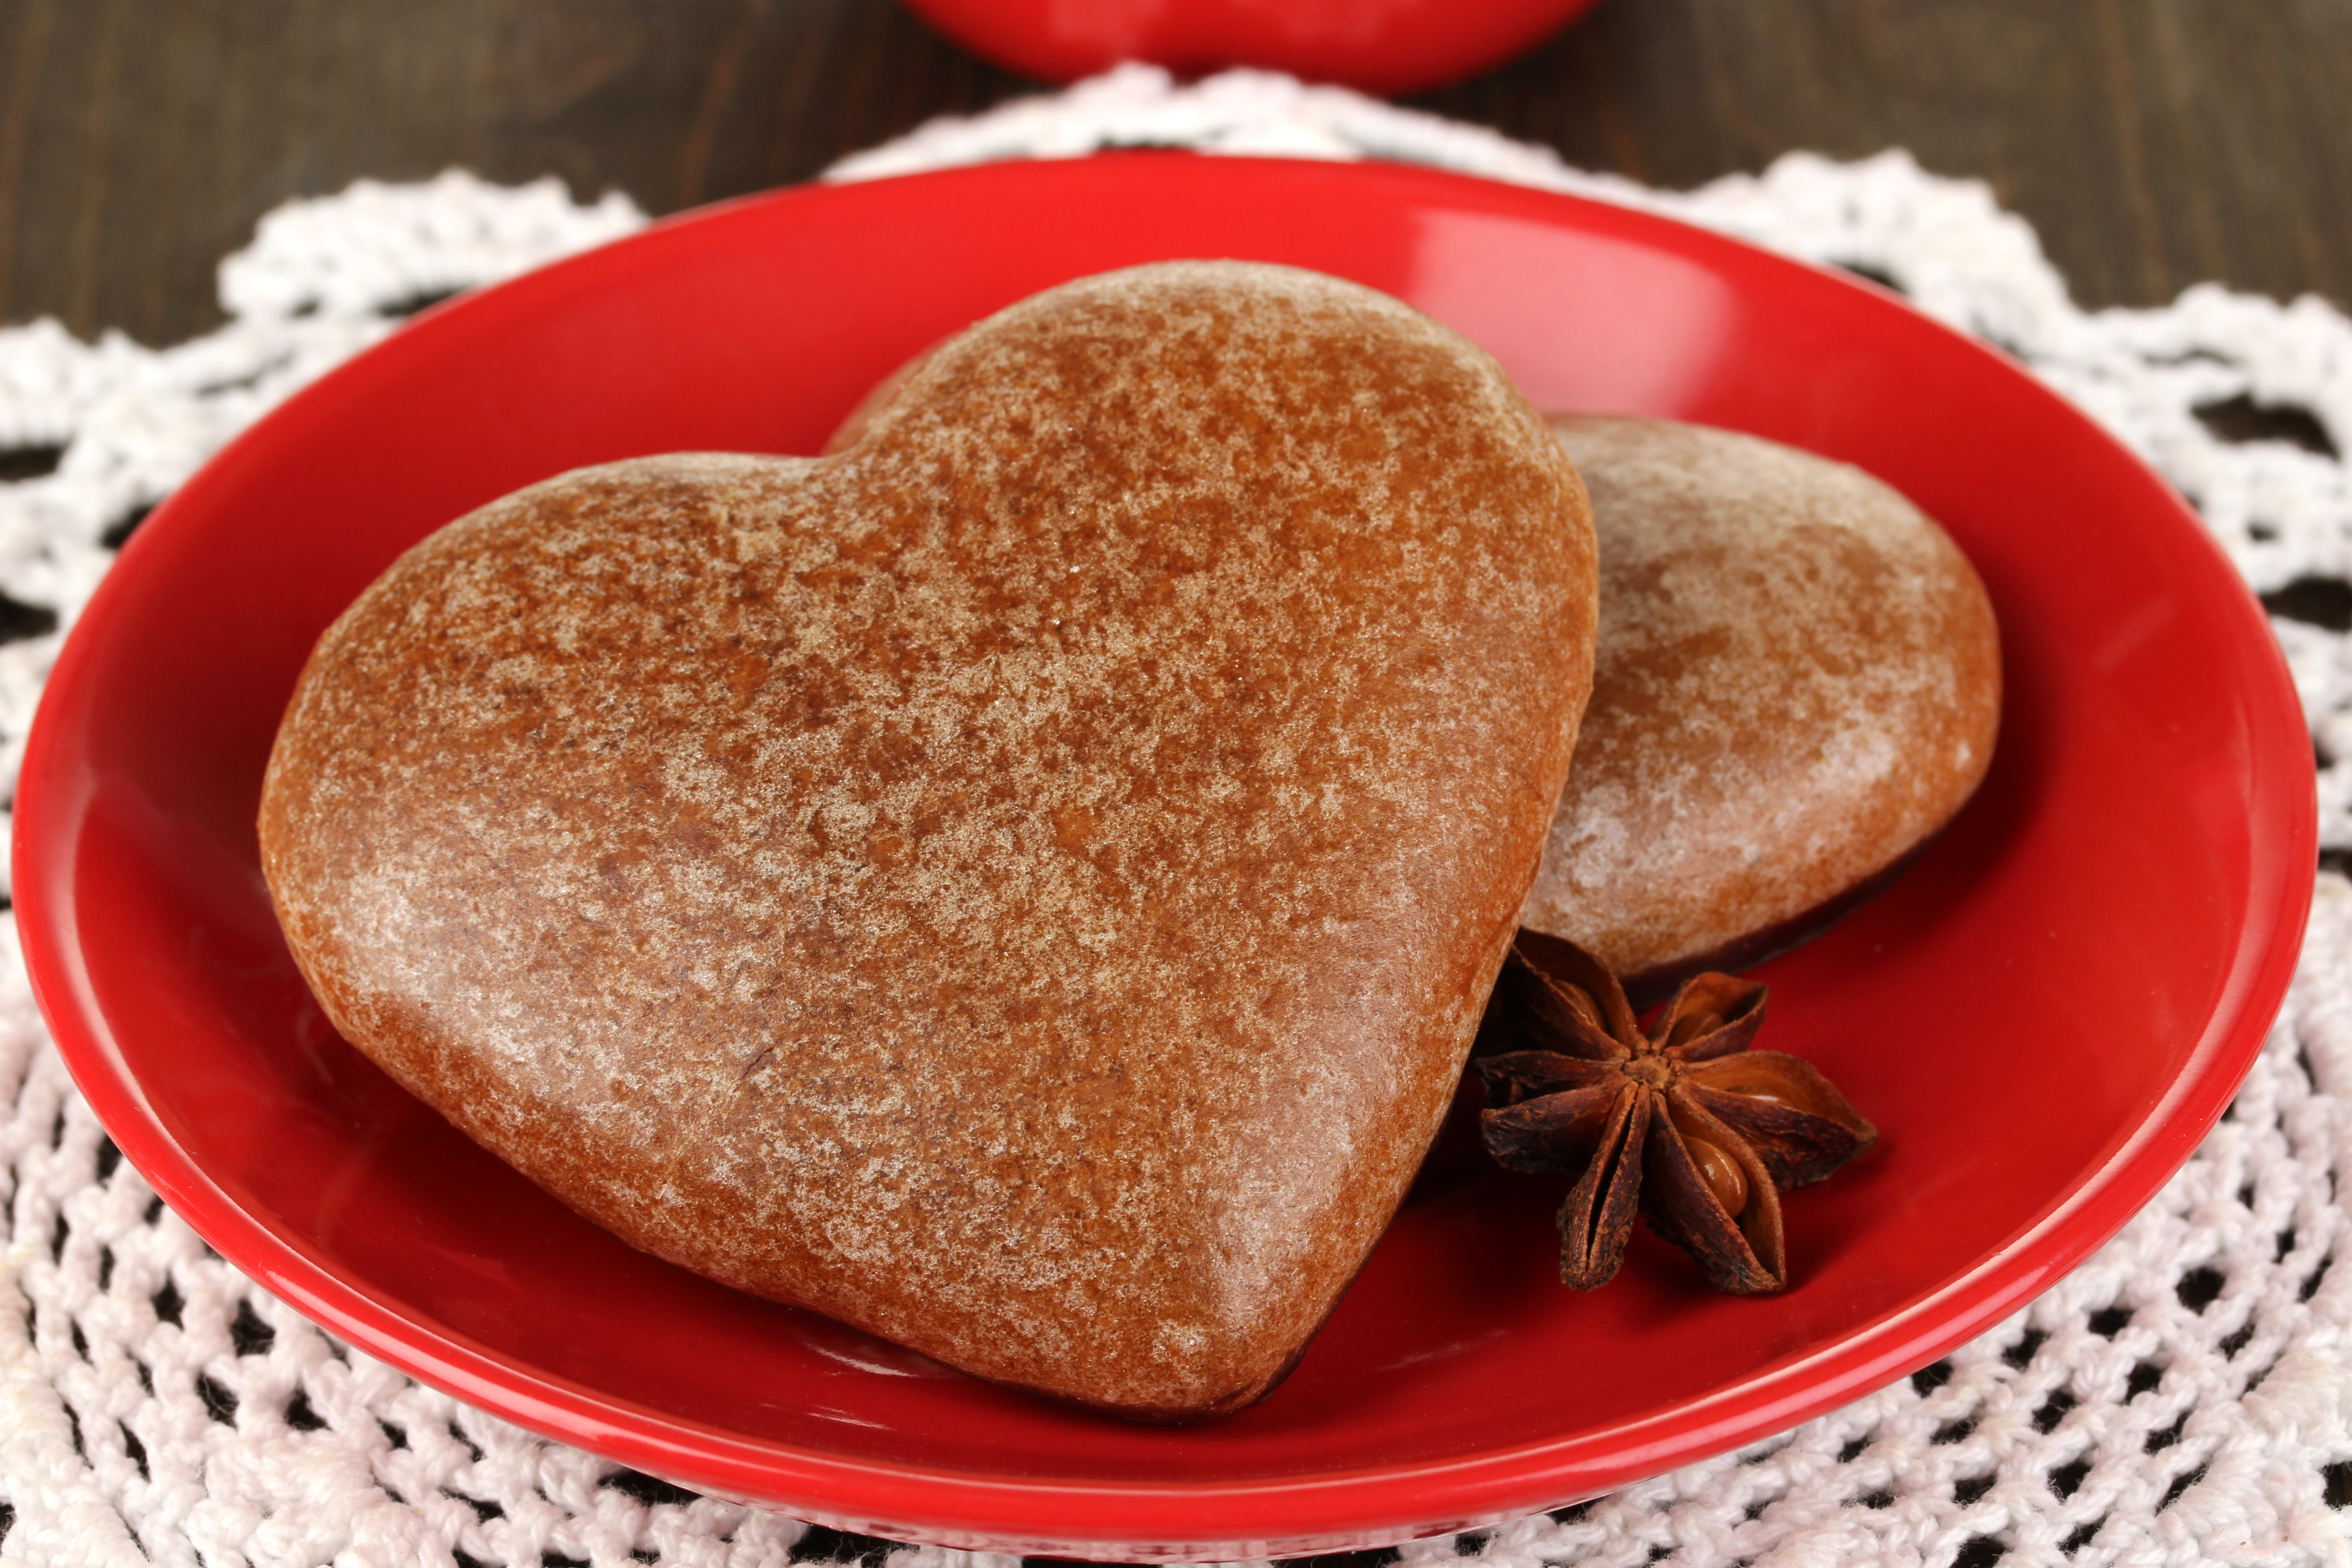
top-left (259, 262), bottom-right (1597, 1420)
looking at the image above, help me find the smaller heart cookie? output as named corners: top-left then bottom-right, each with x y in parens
top-left (260, 262), bottom-right (1597, 1421)
top-left (1522, 415), bottom-right (2000, 993)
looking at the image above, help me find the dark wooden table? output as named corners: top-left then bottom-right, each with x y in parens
top-left (3, 0), bottom-right (2351, 351)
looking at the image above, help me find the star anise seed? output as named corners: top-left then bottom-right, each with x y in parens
top-left (1472, 929), bottom-right (1877, 1294)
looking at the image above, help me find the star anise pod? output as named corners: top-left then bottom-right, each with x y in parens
top-left (1473, 930), bottom-right (1876, 1294)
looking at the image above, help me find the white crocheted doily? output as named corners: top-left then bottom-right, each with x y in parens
top-left (2, 66), bottom-right (2349, 1568)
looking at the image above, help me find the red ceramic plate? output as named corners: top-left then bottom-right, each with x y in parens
top-left (13, 156), bottom-right (2313, 1561)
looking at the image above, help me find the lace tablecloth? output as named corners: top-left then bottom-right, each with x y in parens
top-left (3, 68), bottom-right (2351, 1568)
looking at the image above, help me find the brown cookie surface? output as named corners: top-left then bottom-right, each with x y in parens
top-left (259, 262), bottom-right (1597, 1421)
top-left (1524, 415), bottom-right (1999, 992)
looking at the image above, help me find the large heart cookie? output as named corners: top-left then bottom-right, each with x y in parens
top-left (259, 262), bottom-right (1597, 1420)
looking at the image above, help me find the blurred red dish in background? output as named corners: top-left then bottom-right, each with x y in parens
top-left (898, 0), bottom-right (1604, 94)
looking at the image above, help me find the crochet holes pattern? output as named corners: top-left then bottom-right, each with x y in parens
top-left (0, 450), bottom-right (64, 642)
top-left (0, 444), bottom-right (63, 481)
top-left (379, 286), bottom-right (461, 319)
top-left (99, 504), bottom-right (152, 550)
top-left (790, 1525), bottom-right (905, 1567)
top-left (449, 1421), bottom-right (485, 1465)
top-left (229, 1298), bottom-right (275, 1356)
top-left (1829, 259), bottom-right (1908, 295)
top-left (601, 1468), bottom-right (697, 1508)
top-left (2194, 393), bottom-right (2342, 458)
top-left (0, 595), bottom-right (57, 644)
top-left (2176, 1264), bottom-right (2225, 1310)
top-left (2262, 579), bottom-right (2352, 633)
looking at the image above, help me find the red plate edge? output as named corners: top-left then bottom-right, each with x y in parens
top-left (10, 156), bottom-right (2319, 1559)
